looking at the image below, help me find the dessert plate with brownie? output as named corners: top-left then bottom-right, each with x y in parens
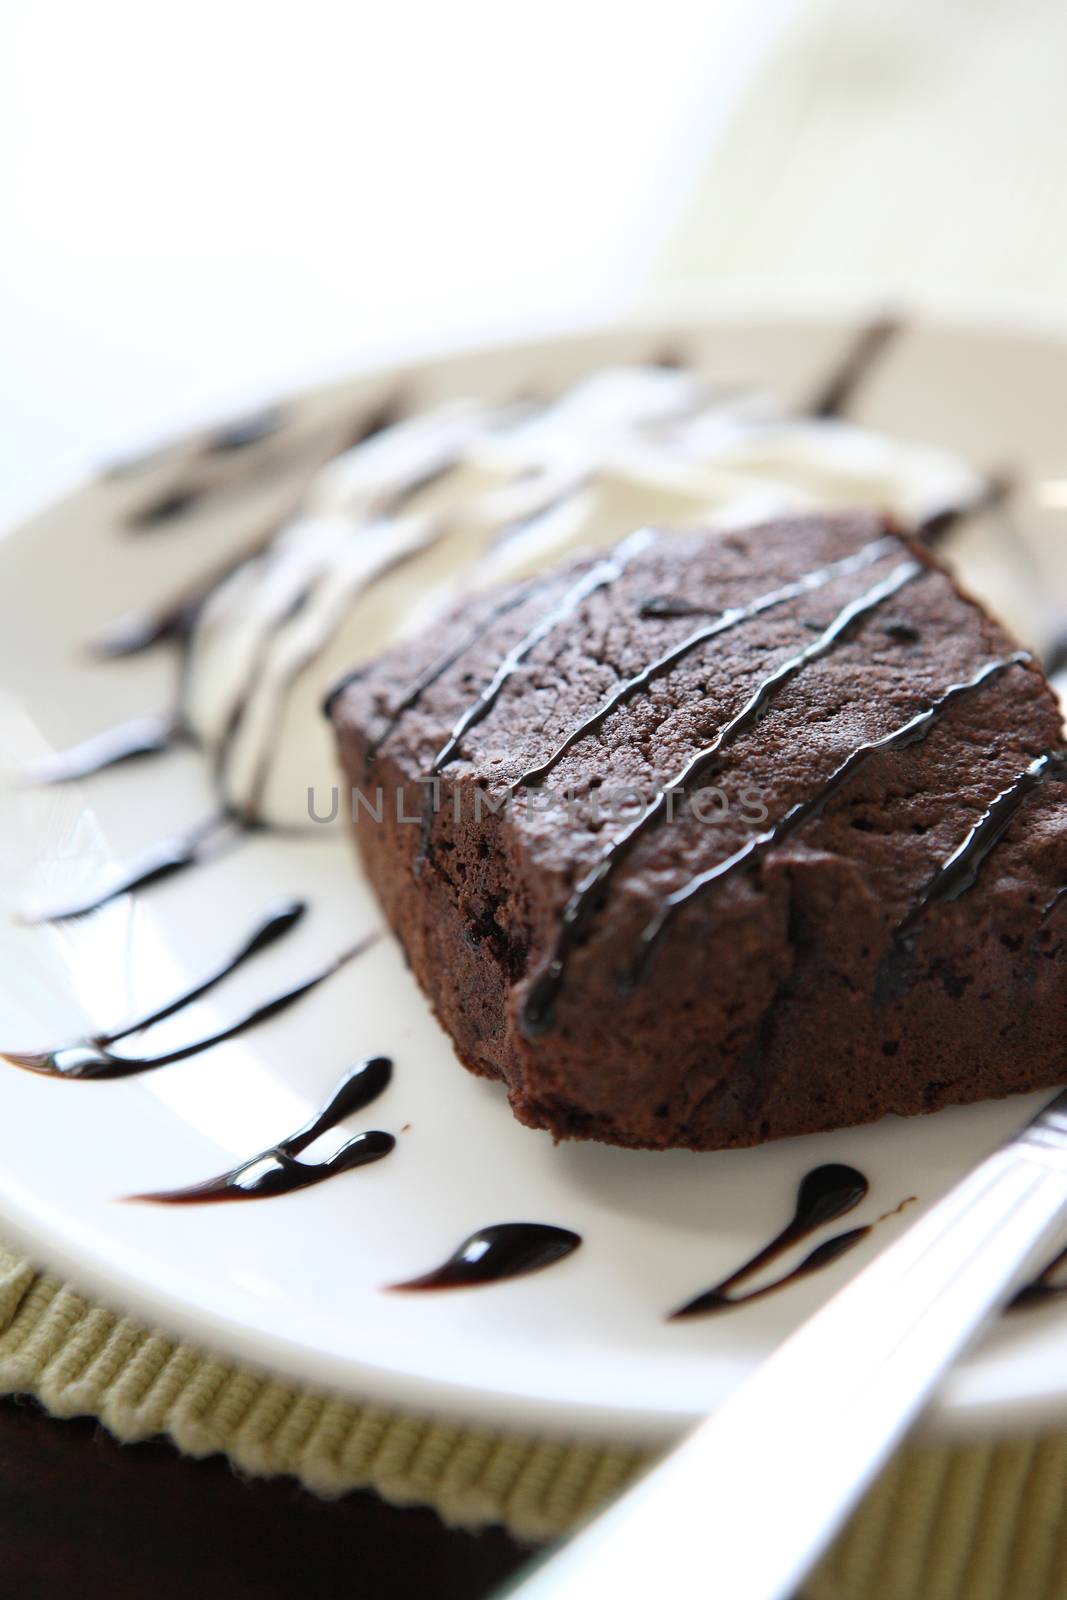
top-left (0, 303), bottom-right (1064, 1442)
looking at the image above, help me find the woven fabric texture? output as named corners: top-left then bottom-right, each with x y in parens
top-left (5, 1242), bottom-right (1067, 1596)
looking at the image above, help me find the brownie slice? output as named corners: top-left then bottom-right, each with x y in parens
top-left (328, 512), bottom-right (1067, 1151)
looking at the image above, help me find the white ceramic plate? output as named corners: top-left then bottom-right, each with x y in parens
top-left (1, 303), bottom-right (1065, 1446)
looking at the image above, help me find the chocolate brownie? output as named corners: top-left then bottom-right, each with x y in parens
top-left (327, 512), bottom-right (1067, 1151)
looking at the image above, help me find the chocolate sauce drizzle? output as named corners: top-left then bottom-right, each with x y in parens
top-left (206, 406), bottom-right (286, 455)
top-left (429, 531), bottom-right (653, 774)
top-left (894, 751), bottom-right (1059, 950)
top-left (235, 527), bottom-right (459, 818)
top-left (124, 402), bottom-right (401, 532)
top-left (1047, 628), bottom-right (1067, 679)
top-left (127, 486), bottom-right (206, 530)
top-left (351, 584), bottom-right (538, 752)
top-left (915, 473), bottom-right (1011, 547)
top-left (3, 930), bottom-right (376, 1079)
top-left (376, 589), bottom-right (537, 736)
top-left (91, 535), bottom-right (277, 660)
top-left (91, 591), bottom-right (206, 659)
top-left (805, 316), bottom-right (900, 419)
top-left (723, 1229), bottom-right (875, 1310)
top-left (1041, 884), bottom-right (1067, 924)
top-left (257, 469), bottom-right (586, 779)
top-left (103, 406), bottom-right (288, 483)
top-left (389, 1223), bottom-right (581, 1291)
top-left (804, 312), bottom-right (1002, 546)
top-left (516, 536), bottom-right (899, 789)
top-left (19, 811), bottom-right (241, 924)
top-left (131, 1055), bottom-right (394, 1203)
top-left (629, 654), bottom-right (1030, 984)
top-left (335, 479), bottom-right (596, 750)
top-left (94, 395), bottom-right (405, 658)
top-left (24, 713), bottom-right (185, 785)
top-left (670, 1164), bottom-right (869, 1318)
top-left (521, 557), bottom-right (924, 1035)
top-left (688, 1230), bottom-right (875, 1316)
top-left (100, 900), bottom-right (305, 1046)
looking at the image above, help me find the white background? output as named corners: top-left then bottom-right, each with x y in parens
top-left (0, 0), bottom-right (793, 527)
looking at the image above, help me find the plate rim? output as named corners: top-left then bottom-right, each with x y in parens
top-left (2, 290), bottom-right (1066, 1446)
top-left (9, 279), bottom-right (1067, 547)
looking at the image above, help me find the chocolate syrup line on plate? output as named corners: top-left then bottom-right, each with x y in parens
top-left (102, 406), bottom-right (289, 482)
top-left (127, 485), bottom-right (205, 529)
top-left (206, 406), bottom-right (287, 455)
top-left (915, 473), bottom-right (1011, 547)
top-left (387, 1222), bottom-right (581, 1291)
top-left (91, 396), bottom-right (406, 658)
top-left (669, 1164), bottom-right (869, 1319)
top-left (18, 811), bottom-right (243, 925)
top-left (31, 406), bottom-right (439, 893)
top-left (91, 590), bottom-right (209, 659)
top-left (96, 328), bottom-right (893, 655)
top-left (91, 527), bottom-right (286, 659)
top-left (123, 399), bottom-right (407, 532)
top-left (801, 301), bottom-right (997, 546)
top-left (429, 530), bottom-right (654, 774)
top-left (1046, 629), bottom-right (1067, 679)
top-left (628, 654), bottom-right (1030, 985)
top-left (125, 451), bottom-right (304, 532)
top-left (677, 1228), bottom-right (874, 1315)
top-left (337, 394), bottom-right (412, 455)
top-left (804, 316), bottom-right (901, 419)
top-left (92, 899), bottom-right (306, 1046)
top-left (671, 1186), bottom-right (922, 1319)
top-left (893, 751), bottom-right (1059, 949)
top-left (130, 1055), bottom-right (394, 1203)
top-left (520, 558), bottom-right (924, 1036)
top-left (3, 931), bottom-right (378, 1079)
top-left (134, 1129), bottom-right (395, 1204)
top-left (515, 536), bottom-right (899, 789)
top-left (23, 713), bottom-right (186, 786)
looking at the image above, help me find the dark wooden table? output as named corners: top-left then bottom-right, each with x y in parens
top-left (0, 1396), bottom-right (532, 1599)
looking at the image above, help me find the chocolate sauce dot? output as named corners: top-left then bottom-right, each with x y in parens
top-left (206, 406), bottom-right (285, 453)
top-left (389, 1223), bottom-right (581, 1291)
top-left (128, 486), bottom-right (202, 529)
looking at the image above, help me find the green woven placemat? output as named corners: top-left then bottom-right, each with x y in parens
top-left (4, 1240), bottom-right (1067, 1597)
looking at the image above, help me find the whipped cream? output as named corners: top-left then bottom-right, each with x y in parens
top-left (180, 365), bottom-right (985, 826)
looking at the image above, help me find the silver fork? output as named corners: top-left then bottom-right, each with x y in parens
top-left (508, 1090), bottom-right (1067, 1600)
